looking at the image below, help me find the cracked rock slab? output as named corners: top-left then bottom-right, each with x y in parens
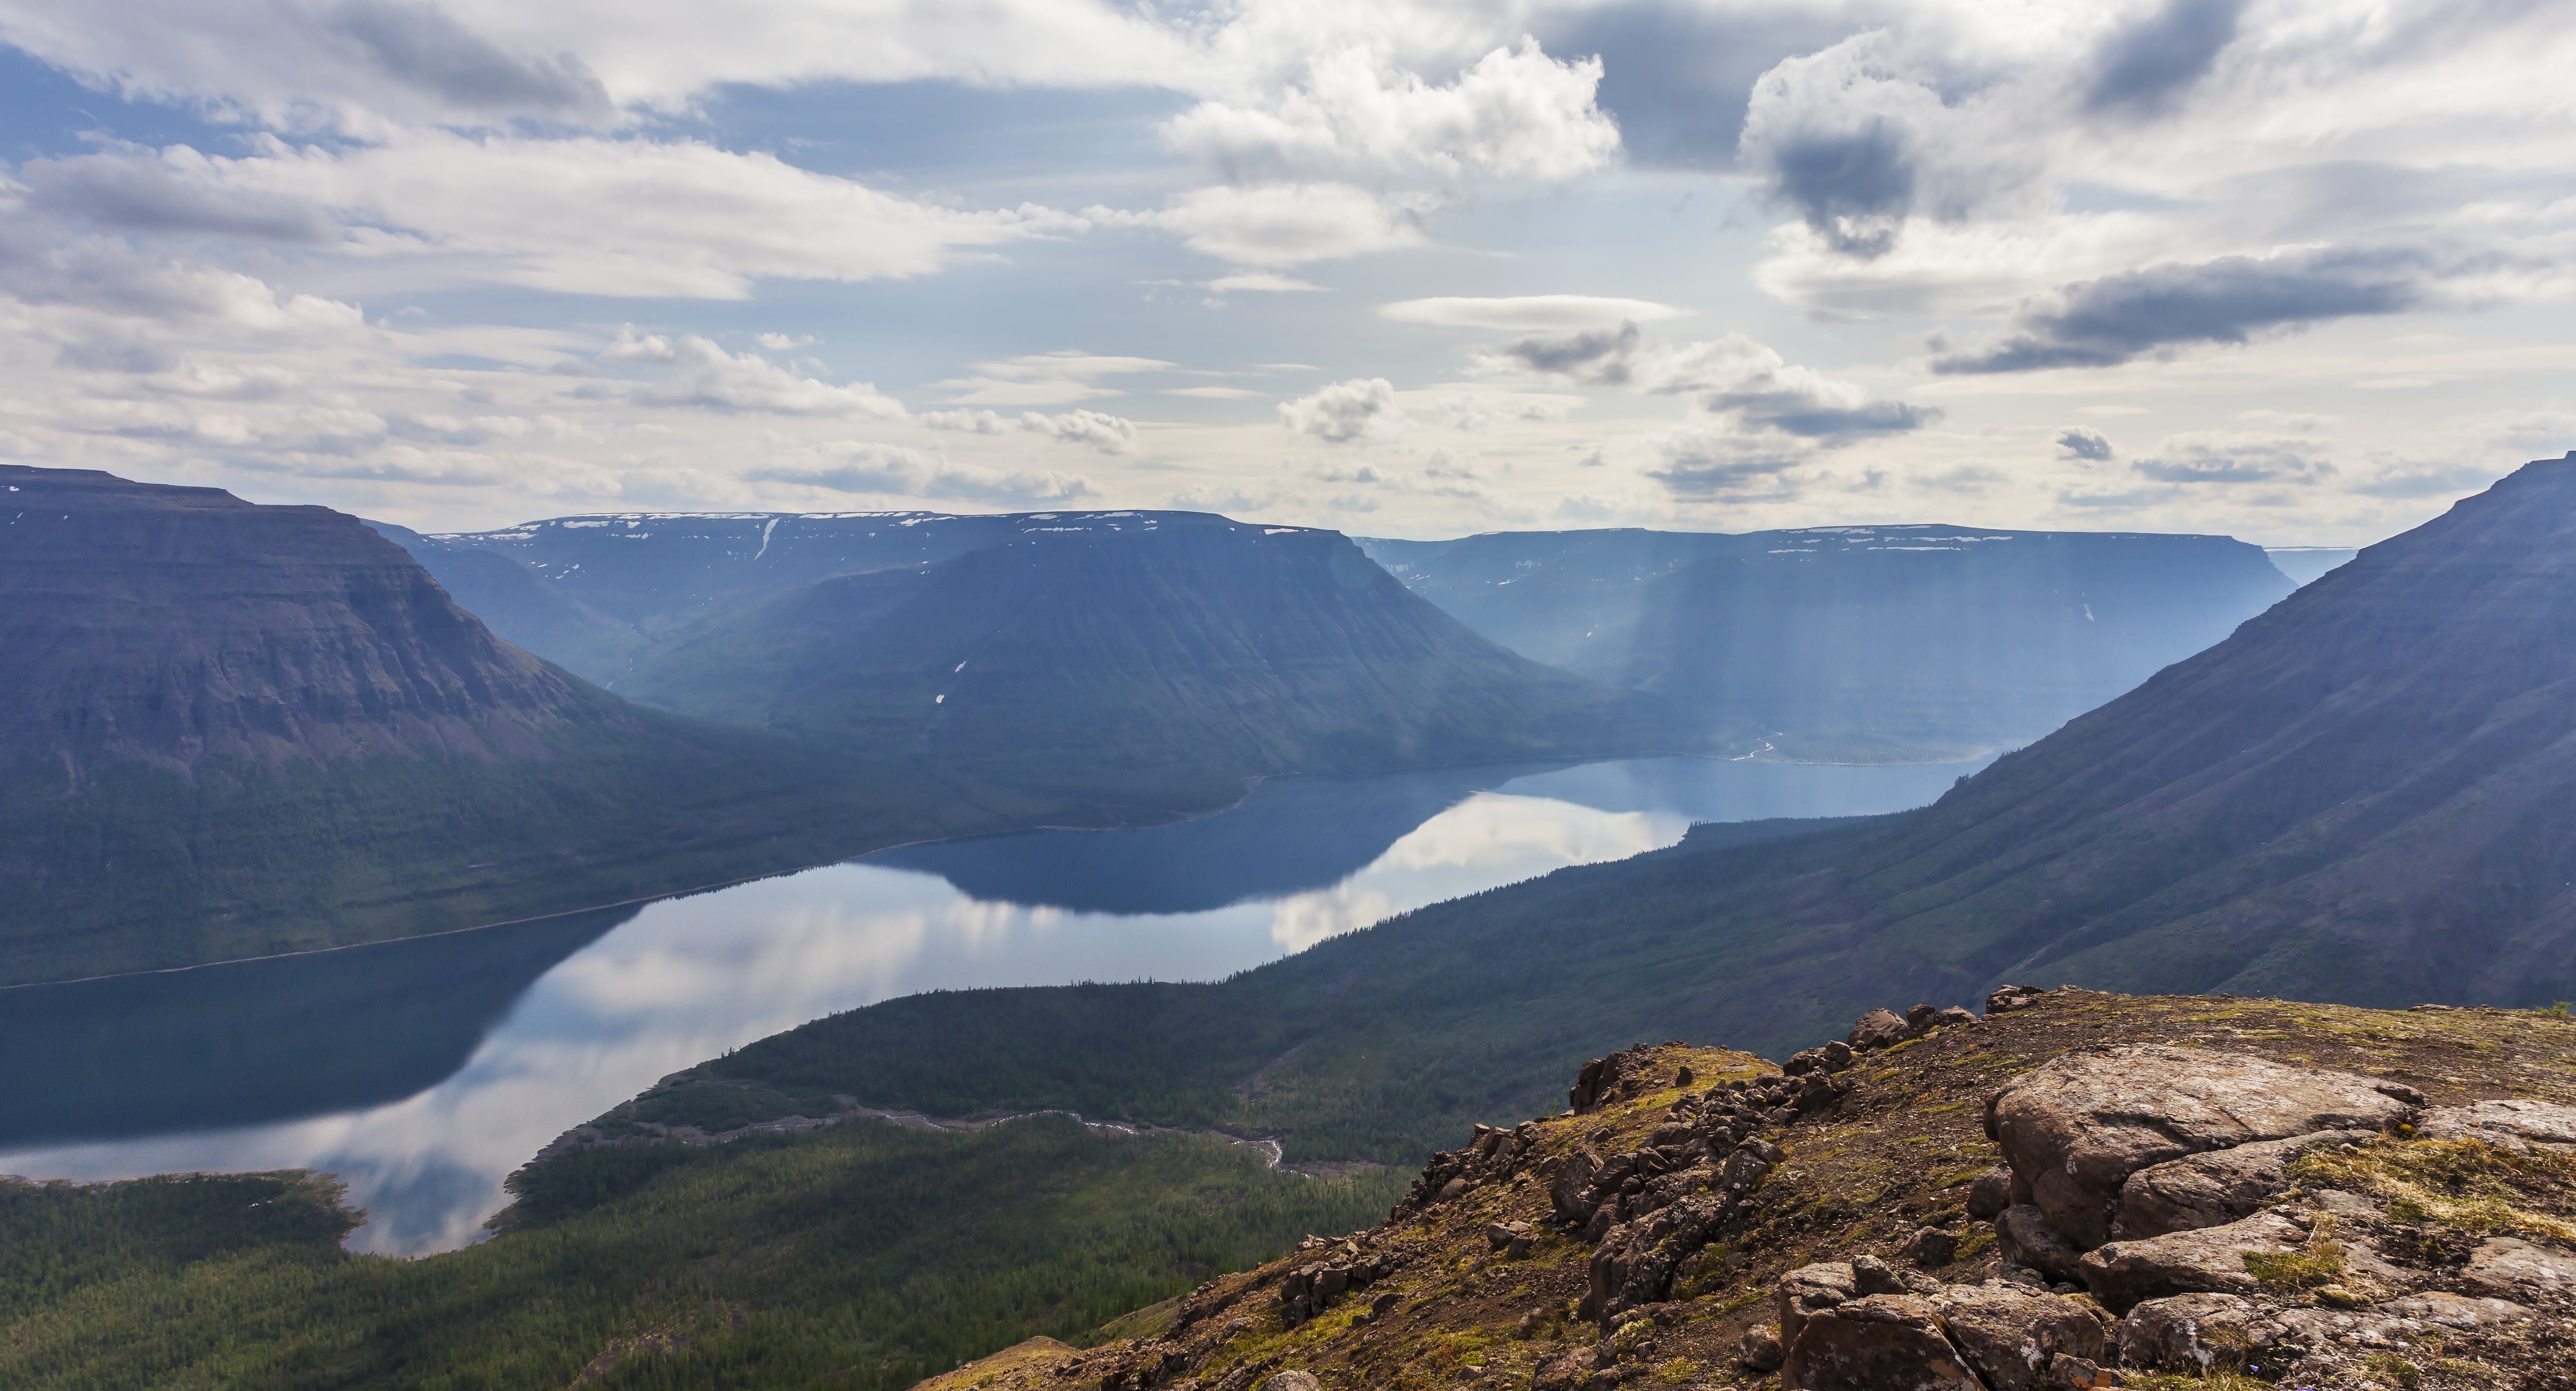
top-left (2459, 1236), bottom-right (2576, 1307)
top-left (2116, 1131), bottom-right (2365, 1239)
top-left (1932, 1281), bottom-right (2108, 1391)
top-left (1782, 1294), bottom-right (1983, 1391)
top-left (1987, 1046), bottom-right (2412, 1248)
top-left (2076, 1209), bottom-right (2308, 1312)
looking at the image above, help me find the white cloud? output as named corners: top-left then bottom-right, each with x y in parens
top-left (1207, 272), bottom-right (1326, 293)
top-left (920, 405), bottom-right (1140, 453)
top-left (1380, 295), bottom-right (1688, 331)
top-left (1163, 38), bottom-right (1618, 183)
top-left (1119, 184), bottom-right (1430, 269)
top-left (1280, 377), bottom-right (1398, 444)
top-left (931, 350), bottom-right (1176, 406)
top-left (601, 330), bottom-right (905, 417)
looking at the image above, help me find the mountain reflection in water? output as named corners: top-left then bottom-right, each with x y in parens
top-left (0, 755), bottom-right (1985, 1254)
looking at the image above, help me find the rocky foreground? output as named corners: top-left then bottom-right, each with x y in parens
top-left (917, 990), bottom-right (2575, 1391)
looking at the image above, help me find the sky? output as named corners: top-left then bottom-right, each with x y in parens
top-left (0, 0), bottom-right (2571, 544)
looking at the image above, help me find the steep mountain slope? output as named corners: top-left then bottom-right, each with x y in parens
top-left (563, 456), bottom-right (2576, 1178)
top-left (0, 467), bottom-right (1042, 985)
top-left (1362, 526), bottom-right (2293, 759)
top-left (383, 510), bottom-right (1045, 684)
top-left (364, 519), bottom-right (644, 682)
top-left (620, 516), bottom-right (1711, 808)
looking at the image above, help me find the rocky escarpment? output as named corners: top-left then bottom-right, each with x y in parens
top-left (1, 465), bottom-right (594, 777)
top-left (918, 989), bottom-right (2575, 1391)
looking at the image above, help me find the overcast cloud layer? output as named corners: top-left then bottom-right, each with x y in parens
top-left (0, 0), bottom-right (2571, 543)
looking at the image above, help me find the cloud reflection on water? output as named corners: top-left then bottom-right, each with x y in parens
top-left (0, 755), bottom-right (1985, 1253)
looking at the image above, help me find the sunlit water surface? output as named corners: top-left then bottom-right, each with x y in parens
top-left (0, 755), bottom-right (1986, 1253)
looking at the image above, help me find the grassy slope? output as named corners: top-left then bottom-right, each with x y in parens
top-left (0, 1119), bottom-right (1406, 1391)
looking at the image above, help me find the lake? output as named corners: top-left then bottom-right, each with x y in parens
top-left (0, 755), bottom-right (1986, 1254)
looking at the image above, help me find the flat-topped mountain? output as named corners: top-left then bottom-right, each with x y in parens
top-left (5, 468), bottom-right (586, 773)
top-left (1362, 525), bottom-right (2293, 760)
top-left (0, 467), bottom-right (1034, 985)
top-left (380, 509), bottom-right (1134, 685)
top-left (618, 516), bottom-right (1706, 807)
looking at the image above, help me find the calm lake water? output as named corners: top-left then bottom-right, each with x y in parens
top-left (0, 755), bottom-right (1986, 1254)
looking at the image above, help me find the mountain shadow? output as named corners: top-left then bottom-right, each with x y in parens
top-left (0, 905), bottom-right (636, 1146)
top-left (0, 467), bottom-right (1057, 986)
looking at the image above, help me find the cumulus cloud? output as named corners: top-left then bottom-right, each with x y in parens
top-left (1646, 429), bottom-right (1806, 502)
top-left (749, 444), bottom-right (1099, 504)
top-left (1163, 39), bottom-right (1619, 183)
top-left (2055, 426), bottom-right (2115, 461)
top-left (603, 329), bottom-right (904, 417)
top-left (2129, 432), bottom-right (2334, 485)
top-left (1380, 294), bottom-right (1687, 331)
top-left (1483, 324), bottom-right (1938, 441)
top-left (921, 406), bottom-right (1140, 453)
top-left (1930, 247), bottom-right (2440, 373)
top-left (1280, 377), bottom-right (1397, 444)
top-left (2084, 0), bottom-right (2246, 117)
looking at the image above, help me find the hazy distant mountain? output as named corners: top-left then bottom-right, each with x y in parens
top-left (618, 514), bottom-right (1708, 808)
top-left (2265, 546), bottom-right (2360, 585)
top-left (378, 510), bottom-right (1049, 685)
top-left (612, 458), bottom-right (2576, 1169)
top-left (1360, 525), bottom-right (2294, 760)
top-left (0, 467), bottom-right (1036, 985)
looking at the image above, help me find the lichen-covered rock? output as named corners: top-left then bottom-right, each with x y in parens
top-left (2111, 1292), bottom-right (2285, 1373)
top-left (1995, 1205), bottom-right (2086, 1283)
top-left (2413, 1098), bottom-right (2576, 1151)
top-left (1779, 1261), bottom-right (1857, 1348)
top-left (1987, 1046), bottom-right (2412, 1248)
top-left (1550, 1148), bottom-right (1600, 1223)
top-left (2373, 1291), bottom-right (2534, 1328)
top-left (2115, 1131), bottom-right (2363, 1238)
top-left (1259, 1373), bottom-right (1321, 1391)
top-left (1932, 1282), bottom-right (2107, 1391)
top-left (2040, 1353), bottom-right (2114, 1390)
top-left (1738, 1323), bottom-right (1785, 1372)
top-left (1782, 1294), bottom-right (1982, 1391)
top-left (2076, 1209), bottom-right (2307, 1312)
top-left (1902, 1226), bottom-right (1960, 1268)
top-left (1849, 1009), bottom-right (1911, 1053)
top-left (1987, 985), bottom-right (2045, 1014)
top-left (2458, 1235), bottom-right (2576, 1307)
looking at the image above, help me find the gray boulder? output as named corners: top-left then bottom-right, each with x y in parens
top-left (1986, 985), bottom-right (2045, 1014)
top-left (1995, 1205), bottom-right (2086, 1283)
top-left (1987, 1046), bottom-right (2412, 1248)
top-left (1782, 1294), bottom-right (1983, 1391)
top-left (1849, 1009), bottom-right (1911, 1052)
top-left (1965, 1167), bottom-right (2014, 1222)
top-left (1738, 1323), bottom-right (1785, 1372)
top-left (1779, 1261), bottom-right (1856, 1348)
top-left (2076, 1210), bottom-right (2308, 1312)
top-left (2112, 1293), bottom-right (2282, 1374)
top-left (1932, 1282), bottom-right (2107, 1391)
top-left (1260, 1374), bottom-right (1322, 1391)
top-left (2373, 1291), bottom-right (2533, 1328)
top-left (1550, 1148), bottom-right (1600, 1223)
top-left (2115, 1131), bottom-right (2363, 1238)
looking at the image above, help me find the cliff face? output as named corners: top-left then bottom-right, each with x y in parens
top-left (941, 990), bottom-right (2576, 1391)
top-left (2, 467), bottom-right (591, 777)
